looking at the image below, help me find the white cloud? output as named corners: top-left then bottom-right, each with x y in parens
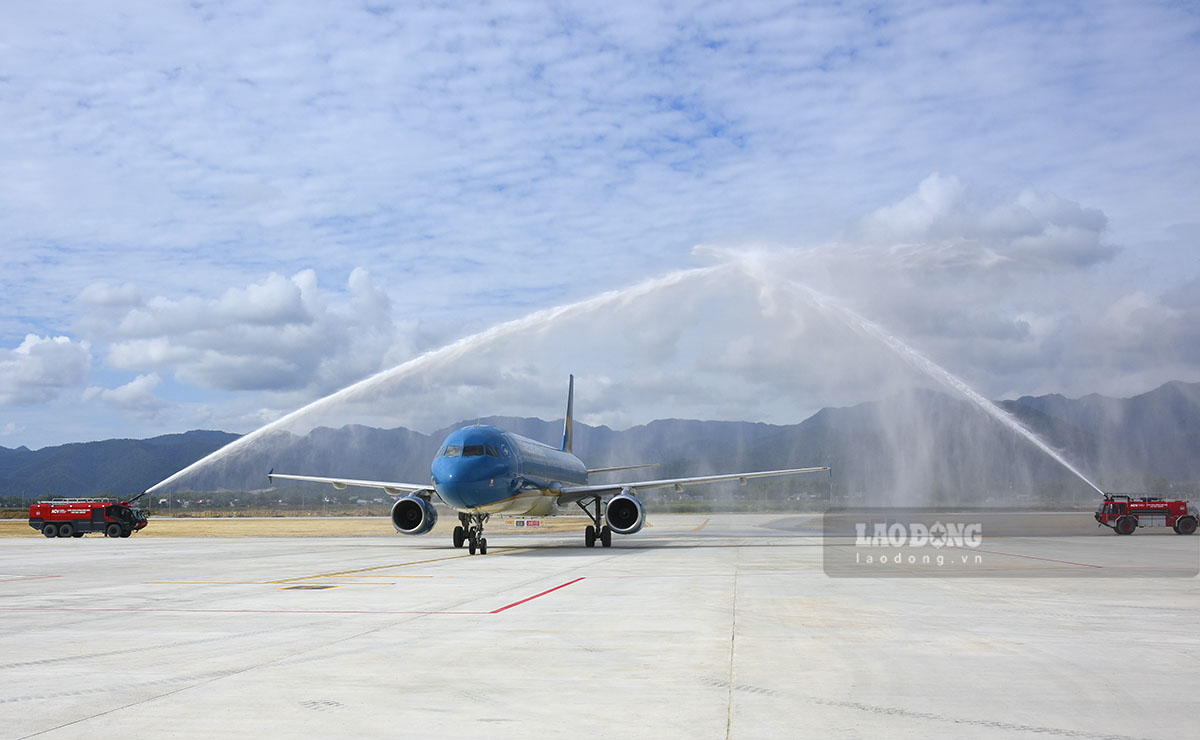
top-left (78, 281), bottom-right (143, 309)
top-left (0, 335), bottom-right (92, 406)
top-left (857, 174), bottom-right (1115, 272)
top-left (101, 269), bottom-right (414, 395)
top-left (83, 373), bottom-right (166, 420)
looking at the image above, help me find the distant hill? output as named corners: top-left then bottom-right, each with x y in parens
top-left (2, 381), bottom-right (1198, 502)
top-left (0, 430), bottom-right (240, 498)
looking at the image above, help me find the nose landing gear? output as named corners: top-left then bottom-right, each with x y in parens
top-left (456, 513), bottom-right (490, 555)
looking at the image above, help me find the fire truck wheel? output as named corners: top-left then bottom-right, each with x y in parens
top-left (57, 523), bottom-right (73, 538)
top-left (41, 524), bottom-right (58, 538)
top-left (72, 532), bottom-right (84, 538)
top-left (119, 529), bottom-right (132, 538)
top-left (1115, 516), bottom-right (1136, 535)
top-left (1177, 516), bottom-right (1197, 535)
top-left (105, 523), bottom-right (122, 538)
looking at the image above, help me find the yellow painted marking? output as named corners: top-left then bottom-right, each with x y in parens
top-left (148, 581), bottom-right (397, 586)
top-left (269, 552), bottom-right (474, 583)
top-left (269, 547), bottom-right (535, 583)
top-left (691, 518), bottom-right (712, 533)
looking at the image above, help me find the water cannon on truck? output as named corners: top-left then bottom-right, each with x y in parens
top-left (1094, 494), bottom-right (1197, 535)
top-left (29, 492), bottom-right (149, 538)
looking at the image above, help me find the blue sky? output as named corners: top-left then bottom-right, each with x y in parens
top-left (1, 0), bottom-right (1198, 448)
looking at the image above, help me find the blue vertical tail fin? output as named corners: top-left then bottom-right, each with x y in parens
top-left (561, 375), bottom-right (574, 453)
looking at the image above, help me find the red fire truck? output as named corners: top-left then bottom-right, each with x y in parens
top-left (1094, 494), bottom-right (1197, 535)
top-left (28, 494), bottom-right (148, 538)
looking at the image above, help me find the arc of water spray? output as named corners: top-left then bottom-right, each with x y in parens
top-left (147, 265), bottom-right (725, 493)
top-left (732, 256), bottom-right (1105, 496)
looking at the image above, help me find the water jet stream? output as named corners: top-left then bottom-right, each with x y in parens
top-left (146, 265), bottom-right (724, 493)
top-left (761, 269), bottom-right (1105, 496)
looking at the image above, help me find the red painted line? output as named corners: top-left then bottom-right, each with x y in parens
top-left (0, 578), bottom-right (587, 616)
top-left (490, 577), bottom-right (586, 614)
top-left (951, 546), bottom-right (1103, 568)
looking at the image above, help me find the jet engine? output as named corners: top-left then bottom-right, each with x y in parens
top-left (605, 492), bottom-right (646, 535)
top-left (391, 494), bottom-right (438, 535)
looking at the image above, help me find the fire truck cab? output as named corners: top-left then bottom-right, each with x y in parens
top-left (1094, 494), bottom-right (1197, 536)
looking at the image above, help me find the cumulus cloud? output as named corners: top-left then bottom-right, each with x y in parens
top-left (83, 373), bottom-right (167, 420)
top-left (0, 335), bottom-right (92, 405)
top-left (100, 269), bottom-right (414, 395)
top-left (857, 173), bottom-right (1116, 272)
top-left (78, 281), bottom-right (143, 309)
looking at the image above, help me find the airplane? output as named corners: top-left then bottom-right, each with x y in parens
top-left (268, 376), bottom-right (830, 554)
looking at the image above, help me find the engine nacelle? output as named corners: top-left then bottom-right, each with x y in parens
top-left (391, 494), bottom-right (438, 535)
top-left (605, 492), bottom-right (646, 535)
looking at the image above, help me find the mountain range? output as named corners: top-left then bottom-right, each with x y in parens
top-left (2, 381), bottom-right (1198, 502)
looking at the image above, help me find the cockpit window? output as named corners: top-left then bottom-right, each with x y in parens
top-left (499, 445), bottom-right (511, 457)
top-left (485, 445), bottom-right (500, 458)
top-left (442, 445), bottom-right (462, 457)
top-left (463, 445), bottom-right (485, 457)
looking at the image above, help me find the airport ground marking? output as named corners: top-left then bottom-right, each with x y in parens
top-left (268, 553), bottom-right (474, 582)
top-left (1, 573), bottom-right (585, 616)
top-left (269, 546), bottom-right (535, 583)
top-left (489, 577), bottom-right (585, 613)
top-left (949, 545), bottom-right (1104, 568)
top-left (691, 518), bottom-right (711, 533)
top-left (147, 581), bottom-right (399, 586)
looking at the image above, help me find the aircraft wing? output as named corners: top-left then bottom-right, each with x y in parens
top-left (267, 471), bottom-right (429, 497)
top-left (556, 465), bottom-right (830, 504)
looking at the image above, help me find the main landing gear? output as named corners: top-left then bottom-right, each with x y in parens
top-left (453, 513), bottom-right (489, 555)
top-left (577, 496), bottom-right (612, 548)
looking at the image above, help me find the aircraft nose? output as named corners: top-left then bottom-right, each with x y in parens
top-left (432, 456), bottom-right (513, 508)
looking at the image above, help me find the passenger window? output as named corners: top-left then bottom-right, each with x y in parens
top-left (443, 446), bottom-right (462, 457)
top-left (463, 445), bottom-right (485, 457)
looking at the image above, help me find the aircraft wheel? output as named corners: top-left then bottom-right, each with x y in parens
top-left (453, 525), bottom-right (465, 548)
top-left (57, 523), bottom-right (73, 538)
top-left (468, 534), bottom-right (477, 555)
top-left (42, 524), bottom-right (58, 538)
top-left (1115, 515), bottom-right (1136, 535)
top-left (584, 525), bottom-right (596, 548)
top-left (1177, 516), bottom-right (1197, 535)
top-left (600, 525), bottom-right (612, 547)
top-left (106, 523), bottom-right (122, 538)
top-left (479, 537), bottom-right (487, 555)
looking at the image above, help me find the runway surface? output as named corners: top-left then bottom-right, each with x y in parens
top-left (1, 513), bottom-right (1197, 739)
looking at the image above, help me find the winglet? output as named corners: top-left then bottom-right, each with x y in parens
top-left (561, 374), bottom-right (574, 453)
